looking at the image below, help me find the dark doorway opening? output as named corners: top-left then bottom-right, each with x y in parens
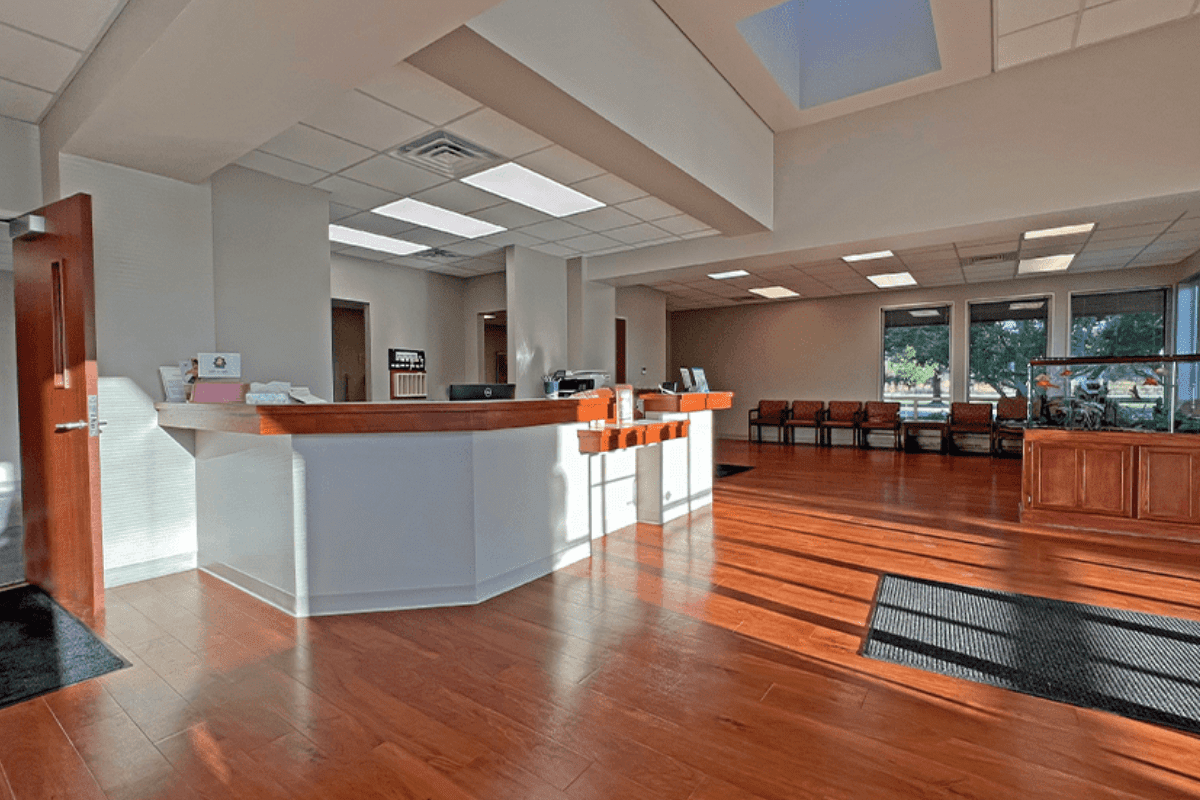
top-left (332, 300), bottom-right (369, 402)
top-left (481, 311), bottom-right (507, 383)
top-left (616, 318), bottom-right (627, 384)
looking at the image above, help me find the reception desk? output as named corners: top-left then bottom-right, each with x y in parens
top-left (159, 395), bottom-right (723, 616)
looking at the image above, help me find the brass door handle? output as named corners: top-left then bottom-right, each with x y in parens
top-left (55, 421), bottom-right (88, 432)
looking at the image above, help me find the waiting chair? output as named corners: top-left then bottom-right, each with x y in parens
top-left (992, 396), bottom-right (1028, 456)
top-left (859, 402), bottom-right (902, 450)
top-left (948, 402), bottom-right (994, 454)
top-left (784, 401), bottom-right (825, 445)
top-left (819, 401), bottom-right (863, 446)
top-left (749, 400), bottom-right (789, 443)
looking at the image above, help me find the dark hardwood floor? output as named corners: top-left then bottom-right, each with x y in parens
top-left (2, 441), bottom-right (1199, 799)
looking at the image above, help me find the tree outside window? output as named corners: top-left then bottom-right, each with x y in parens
top-left (1071, 288), bottom-right (1168, 357)
top-left (883, 306), bottom-right (950, 419)
top-left (969, 298), bottom-right (1048, 400)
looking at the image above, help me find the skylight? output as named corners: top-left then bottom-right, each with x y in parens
top-left (748, 286), bottom-right (799, 299)
top-left (461, 163), bottom-right (604, 217)
top-left (328, 225), bottom-right (428, 256)
top-left (868, 272), bottom-right (918, 288)
top-left (372, 198), bottom-right (505, 239)
top-left (737, 0), bottom-right (941, 110)
top-left (709, 269), bottom-right (750, 280)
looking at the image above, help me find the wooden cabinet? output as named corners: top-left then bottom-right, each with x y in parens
top-left (1022, 429), bottom-right (1200, 537)
top-left (1138, 446), bottom-right (1200, 523)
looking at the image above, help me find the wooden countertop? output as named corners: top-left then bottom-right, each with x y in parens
top-left (156, 397), bottom-right (612, 435)
top-left (640, 391), bottom-right (733, 414)
top-left (1023, 427), bottom-right (1199, 445)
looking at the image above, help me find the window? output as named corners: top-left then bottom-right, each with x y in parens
top-left (1070, 288), bottom-right (1169, 357)
top-left (968, 298), bottom-right (1049, 401)
top-left (883, 305), bottom-right (950, 420)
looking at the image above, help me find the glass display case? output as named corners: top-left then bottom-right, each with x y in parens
top-left (1027, 355), bottom-right (1200, 433)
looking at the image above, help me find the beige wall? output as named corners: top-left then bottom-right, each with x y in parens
top-left (211, 165), bottom-right (333, 399)
top-left (615, 285), bottom-right (666, 389)
top-left (330, 252), bottom-right (466, 401)
top-left (672, 263), bottom-right (1186, 439)
top-left (463, 272), bottom-right (506, 385)
top-left (506, 246), bottom-right (568, 398)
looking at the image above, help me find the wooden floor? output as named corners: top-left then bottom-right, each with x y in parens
top-left (2, 441), bottom-right (1200, 799)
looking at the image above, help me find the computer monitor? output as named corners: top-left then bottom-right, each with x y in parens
top-left (447, 383), bottom-right (516, 400)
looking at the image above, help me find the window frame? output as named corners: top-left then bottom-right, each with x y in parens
top-left (965, 293), bottom-right (1053, 403)
top-left (1067, 285), bottom-right (1173, 358)
top-left (879, 301), bottom-right (954, 420)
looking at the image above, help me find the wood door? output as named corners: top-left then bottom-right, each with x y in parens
top-left (331, 303), bottom-right (367, 402)
top-left (12, 194), bottom-right (104, 624)
top-left (1079, 445), bottom-right (1133, 517)
top-left (1027, 442), bottom-right (1080, 510)
top-left (1138, 446), bottom-right (1200, 523)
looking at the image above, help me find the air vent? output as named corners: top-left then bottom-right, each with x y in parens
top-left (961, 251), bottom-right (1018, 267)
top-left (422, 248), bottom-right (464, 260)
top-left (389, 131), bottom-right (502, 179)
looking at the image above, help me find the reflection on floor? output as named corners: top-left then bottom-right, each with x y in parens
top-left (0, 440), bottom-right (1198, 799)
top-left (0, 525), bottom-right (21, 587)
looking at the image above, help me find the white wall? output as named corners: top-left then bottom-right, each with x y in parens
top-left (58, 154), bottom-right (217, 585)
top-left (567, 258), bottom-right (616, 379)
top-left (671, 263), bottom-right (1187, 439)
top-left (506, 246), bottom-right (568, 398)
top-left (330, 253), bottom-right (466, 400)
top-left (0, 116), bottom-right (41, 218)
top-left (211, 165), bottom-right (333, 399)
top-left (463, 271), bottom-right (506, 386)
top-left (616, 285), bottom-right (666, 389)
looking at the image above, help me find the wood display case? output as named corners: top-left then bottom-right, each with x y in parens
top-left (1021, 427), bottom-right (1200, 538)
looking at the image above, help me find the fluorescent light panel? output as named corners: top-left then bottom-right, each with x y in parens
top-left (908, 309), bottom-right (941, 317)
top-left (843, 249), bottom-right (894, 263)
top-left (461, 163), bottom-right (604, 217)
top-left (329, 225), bottom-right (428, 256)
top-left (709, 269), bottom-right (750, 280)
top-left (867, 272), bottom-right (917, 288)
top-left (1018, 254), bottom-right (1075, 274)
top-left (1024, 223), bottom-right (1095, 240)
top-left (372, 198), bottom-right (504, 238)
top-left (748, 286), bottom-right (799, 299)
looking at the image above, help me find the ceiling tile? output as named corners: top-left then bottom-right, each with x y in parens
top-left (1089, 222), bottom-right (1170, 241)
top-left (570, 174), bottom-right (648, 205)
top-left (356, 62), bottom-right (482, 126)
top-left (1077, 0), bottom-right (1193, 47)
top-left (956, 238), bottom-right (1019, 256)
top-left (653, 214), bottom-right (709, 236)
top-left (997, 0), bottom-right (1080, 36)
top-left (0, 77), bottom-right (53, 122)
top-left (473, 201), bottom-right (553, 230)
top-left (259, 125), bottom-right (374, 173)
top-left (236, 150), bottom-right (327, 185)
top-left (516, 146), bottom-right (605, 185)
top-left (616, 196), bottom-right (682, 222)
top-left (0, 0), bottom-right (124, 51)
top-left (519, 219), bottom-right (589, 241)
top-left (388, 256), bottom-right (437, 270)
top-left (566, 206), bottom-right (642, 232)
top-left (410, 181), bottom-right (506, 215)
top-left (303, 91), bottom-right (432, 152)
top-left (329, 202), bottom-right (358, 222)
top-left (335, 212), bottom-right (417, 237)
top-left (338, 154), bottom-right (446, 196)
top-left (1168, 216), bottom-right (1200, 232)
top-left (915, 273), bottom-right (965, 287)
top-left (0, 25), bottom-right (79, 92)
top-left (996, 16), bottom-right (1077, 69)
top-left (531, 243), bottom-right (580, 258)
top-left (476, 230), bottom-right (544, 249)
top-left (680, 229), bottom-right (719, 240)
top-left (313, 175), bottom-right (401, 211)
top-left (605, 223), bottom-right (673, 245)
top-left (557, 233), bottom-right (622, 253)
top-left (445, 108), bottom-right (552, 159)
top-left (399, 228), bottom-right (462, 248)
top-left (443, 239), bottom-right (503, 258)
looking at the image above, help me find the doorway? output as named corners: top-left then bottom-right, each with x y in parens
top-left (481, 311), bottom-right (507, 383)
top-left (332, 300), bottom-right (369, 402)
top-left (615, 317), bottom-right (627, 384)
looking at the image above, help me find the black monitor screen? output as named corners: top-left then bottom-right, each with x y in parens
top-left (447, 384), bottom-right (516, 401)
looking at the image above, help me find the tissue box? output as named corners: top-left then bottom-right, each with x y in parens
top-left (245, 392), bottom-right (292, 405)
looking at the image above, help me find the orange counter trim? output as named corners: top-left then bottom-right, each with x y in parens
top-left (577, 420), bottom-right (689, 453)
top-left (640, 391), bottom-right (733, 414)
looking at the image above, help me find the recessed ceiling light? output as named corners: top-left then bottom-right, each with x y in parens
top-left (843, 250), bottom-right (894, 263)
top-left (461, 163), bottom-right (604, 217)
top-left (708, 269), bottom-right (750, 280)
top-left (1009, 301), bottom-right (1045, 310)
top-left (908, 309), bottom-right (941, 317)
top-left (372, 198), bottom-right (505, 239)
top-left (329, 225), bottom-right (428, 256)
top-left (748, 286), bottom-right (799, 299)
top-left (1018, 254), bottom-right (1075, 274)
top-left (867, 272), bottom-right (918, 288)
top-left (1023, 223), bottom-right (1095, 240)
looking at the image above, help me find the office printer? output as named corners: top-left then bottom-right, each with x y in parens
top-left (551, 370), bottom-right (610, 396)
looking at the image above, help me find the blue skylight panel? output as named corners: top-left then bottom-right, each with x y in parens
top-left (738, 0), bottom-right (942, 110)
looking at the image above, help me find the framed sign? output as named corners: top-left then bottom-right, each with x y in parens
top-left (197, 352), bottom-right (241, 379)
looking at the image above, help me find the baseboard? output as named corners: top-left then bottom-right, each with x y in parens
top-left (105, 552), bottom-right (197, 588)
top-left (201, 562), bottom-right (298, 615)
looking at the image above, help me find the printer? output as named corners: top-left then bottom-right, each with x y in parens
top-left (551, 370), bottom-right (610, 396)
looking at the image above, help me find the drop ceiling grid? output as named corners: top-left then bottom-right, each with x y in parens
top-left (0, 0), bottom-right (128, 123)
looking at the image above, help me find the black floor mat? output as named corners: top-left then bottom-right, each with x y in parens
top-left (864, 574), bottom-right (1200, 735)
top-left (715, 463), bottom-right (755, 479)
top-left (0, 584), bottom-right (129, 710)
